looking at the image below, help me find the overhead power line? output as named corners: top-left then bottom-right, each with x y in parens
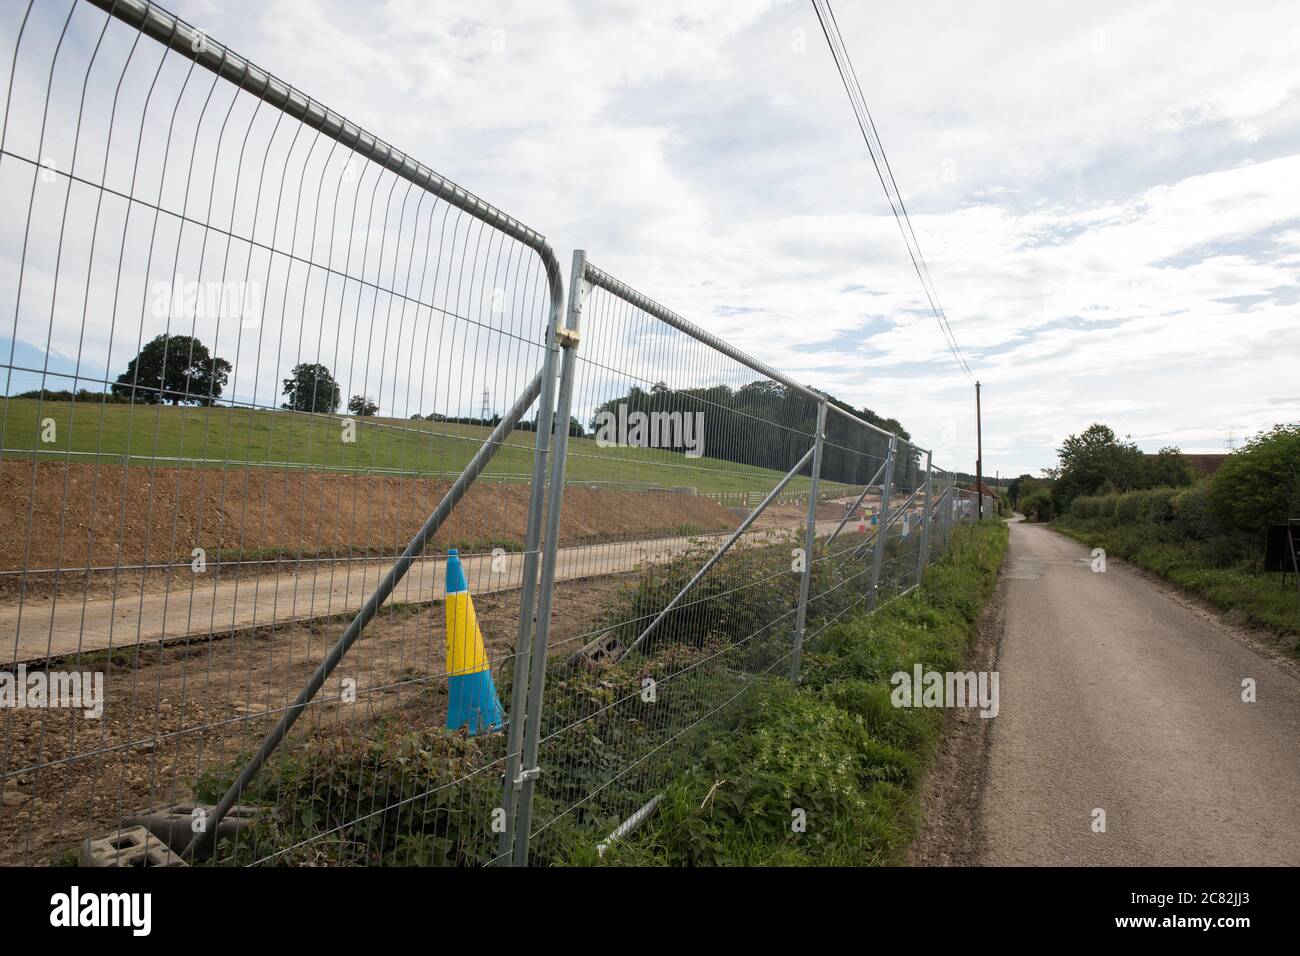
top-left (810, 0), bottom-right (975, 383)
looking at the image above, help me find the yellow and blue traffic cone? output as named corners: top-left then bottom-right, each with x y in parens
top-left (444, 548), bottom-right (504, 735)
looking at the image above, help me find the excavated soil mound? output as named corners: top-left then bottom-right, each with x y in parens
top-left (0, 462), bottom-right (739, 571)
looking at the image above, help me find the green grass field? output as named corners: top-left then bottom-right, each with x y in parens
top-left (0, 398), bottom-right (848, 497)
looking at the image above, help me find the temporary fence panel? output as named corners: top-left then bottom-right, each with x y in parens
top-left (0, 0), bottom-right (567, 867)
top-left (507, 258), bottom-right (837, 864)
top-left (801, 407), bottom-right (896, 655)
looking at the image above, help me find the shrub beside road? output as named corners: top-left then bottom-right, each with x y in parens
top-left (597, 519), bottom-right (1008, 866)
top-left (1055, 424), bottom-right (1300, 647)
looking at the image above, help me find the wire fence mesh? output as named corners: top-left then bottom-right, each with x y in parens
top-left (0, 0), bottom-right (568, 868)
top-left (515, 260), bottom-right (831, 864)
top-left (0, 0), bottom-right (993, 868)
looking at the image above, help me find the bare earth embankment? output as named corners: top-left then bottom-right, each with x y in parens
top-left (0, 461), bottom-right (740, 573)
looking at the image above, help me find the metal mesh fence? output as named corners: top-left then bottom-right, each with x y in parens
top-left (505, 259), bottom-right (979, 864)
top-left (0, 0), bottom-right (988, 868)
top-left (0, 0), bottom-right (566, 867)
top-left (513, 259), bottom-right (832, 864)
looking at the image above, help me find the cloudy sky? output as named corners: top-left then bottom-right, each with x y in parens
top-left (10, 0), bottom-right (1300, 475)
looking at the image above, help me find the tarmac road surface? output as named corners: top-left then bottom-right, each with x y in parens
top-left (978, 520), bottom-right (1300, 865)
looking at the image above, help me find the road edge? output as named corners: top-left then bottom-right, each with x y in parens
top-left (908, 530), bottom-right (1011, 866)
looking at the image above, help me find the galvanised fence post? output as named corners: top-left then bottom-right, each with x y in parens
top-left (915, 450), bottom-right (932, 584)
top-left (511, 250), bottom-right (586, 866)
top-left (941, 482), bottom-right (951, 557)
top-left (791, 398), bottom-right (828, 681)
top-left (952, 482), bottom-right (960, 535)
top-left (941, 478), bottom-right (951, 554)
top-left (869, 435), bottom-right (897, 609)
top-left (947, 480), bottom-right (956, 545)
top-left (496, 289), bottom-right (567, 866)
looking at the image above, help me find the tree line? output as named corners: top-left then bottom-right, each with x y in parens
top-left (589, 380), bottom-right (919, 487)
top-left (13, 335), bottom-right (921, 485)
top-left (1009, 423), bottom-right (1195, 521)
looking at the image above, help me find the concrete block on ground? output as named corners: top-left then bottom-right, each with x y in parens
top-left (79, 826), bottom-right (187, 867)
top-left (569, 630), bottom-right (625, 671)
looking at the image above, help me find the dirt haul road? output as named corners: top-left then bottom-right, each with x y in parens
top-left (978, 520), bottom-right (1300, 865)
top-left (0, 518), bottom-right (867, 663)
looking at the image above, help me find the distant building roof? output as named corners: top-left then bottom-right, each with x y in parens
top-left (1145, 452), bottom-right (1228, 476)
top-left (967, 479), bottom-right (998, 497)
top-left (1185, 454), bottom-right (1229, 475)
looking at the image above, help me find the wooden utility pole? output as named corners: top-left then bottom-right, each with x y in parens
top-left (975, 381), bottom-right (983, 520)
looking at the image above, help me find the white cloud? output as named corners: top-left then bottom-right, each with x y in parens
top-left (4, 0), bottom-right (1299, 474)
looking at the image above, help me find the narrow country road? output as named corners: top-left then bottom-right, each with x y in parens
top-left (978, 519), bottom-right (1300, 865)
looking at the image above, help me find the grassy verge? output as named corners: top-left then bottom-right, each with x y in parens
top-left (592, 518), bottom-right (1008, 866)
top-left (1053, 516), bottom-right (1300, 649)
